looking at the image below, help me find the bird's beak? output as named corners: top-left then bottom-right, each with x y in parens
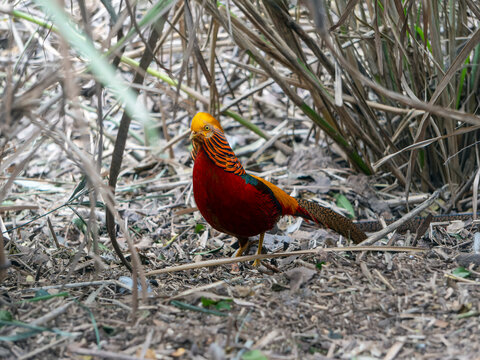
top-left (189, 131), bottom-right (197, 141)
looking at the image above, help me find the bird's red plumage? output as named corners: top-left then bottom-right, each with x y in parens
top-left (193, 147), bottom-right (282, 238)
top-left (190, 112), bottom-right (367, 254)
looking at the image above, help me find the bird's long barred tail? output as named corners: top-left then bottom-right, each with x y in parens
top-left (296, 199), bottom-right (367, 244)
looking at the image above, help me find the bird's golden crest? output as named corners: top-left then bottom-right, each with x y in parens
top-left (190, 112), bottom-right (224, 140)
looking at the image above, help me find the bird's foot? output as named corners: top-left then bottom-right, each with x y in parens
top-left (252, 233), bottom-right (265, 267)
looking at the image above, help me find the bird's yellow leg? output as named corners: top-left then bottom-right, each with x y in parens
top-left (235, 238), bottom-right (249, 257)
top-left (252, 233), bottom-right (265, 267)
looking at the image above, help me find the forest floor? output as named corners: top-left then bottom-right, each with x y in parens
top-left (2, 128), bottom-right (480, 360)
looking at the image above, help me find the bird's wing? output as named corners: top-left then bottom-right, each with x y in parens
top-left (247, 174), bottom-right (299, 216)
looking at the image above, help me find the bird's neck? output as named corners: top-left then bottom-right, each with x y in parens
top-left (193, 129), bottom-right (246, 176)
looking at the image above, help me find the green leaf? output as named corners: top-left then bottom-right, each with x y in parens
top-left (200, 297), bottom-right (232, 311)
top-left (194, 224), bottom-right (205, 233)
top-left (0, 330), bottom-right (41, 342)
top-left (193, 244), bottom-right (224, 255)
top-left (21, 291), bottom-right (69, 303)
top-left (170, 300), bottom-right (227, 317)
top-left (102, 325), bottom-right (116, 336)
top-left (418, 149), bottom-right (425, 169)
top-left (98, 242), bottom-right (112, 253)
top-left (215, 299), bottom-right (232, 311)
top-left (457, 310), bottom-right (480, 319)
top-left (75, 301), bottom-right (101, 346)
top-left (0, 310), bottom-right (12, 322)
top-left (328, 330), bottom-right (343, 339)
top-left (0, 319), bottom-right (75, 340)
top-left (68, 177), bottom-right (87, 202)
top-left (73, 216), bottom-right (87, 234)
top-left (333, 193), bottom-right (355, 218)
top-left (14, 180), bottom-right (65, 193)
top-left (316, 261), bottom-right (325, 270)
top-left (452, 267), bottom-right (471, 278)
top-left (200, 297), bottom-right (216, 307)
top-left (34, 289), bottom-right (50, 297)
top-left (242, 350), bottom-right (268, 360)
top-left (308, 346), bottom-right (323, 354)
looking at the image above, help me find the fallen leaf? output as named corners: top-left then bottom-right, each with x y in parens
top-left (434, 319), bottom-right (449, 328)
top-left (446, 220), bottom-right (465, 234)
top-left (234, 285), bottom-right (254, 297)
top-left (452, 267), bottom-right (471, 278)
top-left (135, 236), bottom-right (153, 250)
top-left (136, 348), bottom-right (156, 359)
top-left (242, 349), bottom-right (268, 360)
top-left (285, 266), bottom-right (316, 292)
top-left (172, 347), bottom-right (186, 357)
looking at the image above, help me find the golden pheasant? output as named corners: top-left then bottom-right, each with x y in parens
top-left (190, 112), bottom-right (366, 266)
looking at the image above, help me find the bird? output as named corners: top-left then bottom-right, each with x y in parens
top-left (190, 112), bottom-right (367, 266)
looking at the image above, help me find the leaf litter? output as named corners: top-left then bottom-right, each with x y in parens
top-left (2, 113), bottom-right (480, 359)
top-left (1, 1), bottom-right (480, 359)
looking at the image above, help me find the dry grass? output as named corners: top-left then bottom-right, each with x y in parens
top-left (1, 0), bottom-right (480, 358)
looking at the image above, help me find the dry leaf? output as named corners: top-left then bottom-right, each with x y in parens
top-left (285, 266), bottom-right (316, 292)
top-left (136, 348), bottom-right (156, 359)
top-left (171, 348), bottom-right (186, 357)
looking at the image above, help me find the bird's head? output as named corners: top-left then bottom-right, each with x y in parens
top-left (190, 112), bottom-right (224, 143)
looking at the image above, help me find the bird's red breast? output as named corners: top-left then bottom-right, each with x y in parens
top-left (193, 146), bottom-right (283, 237)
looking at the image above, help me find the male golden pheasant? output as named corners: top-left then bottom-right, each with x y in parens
top-left (190, 112), bottom-right (366, 265)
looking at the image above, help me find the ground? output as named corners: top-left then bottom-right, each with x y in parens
top-left (2, 245), bottom-right (480, 359)
top-left (1, 137), bottom-right (480, 359)
top-left (2, 1), bottom-right (480, 359)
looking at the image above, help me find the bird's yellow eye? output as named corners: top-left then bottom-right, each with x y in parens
top-left (204, 125), bottom-right (211, 131)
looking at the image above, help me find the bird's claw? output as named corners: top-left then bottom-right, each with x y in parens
top-left (252, 259), bottom-right (261, 267)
